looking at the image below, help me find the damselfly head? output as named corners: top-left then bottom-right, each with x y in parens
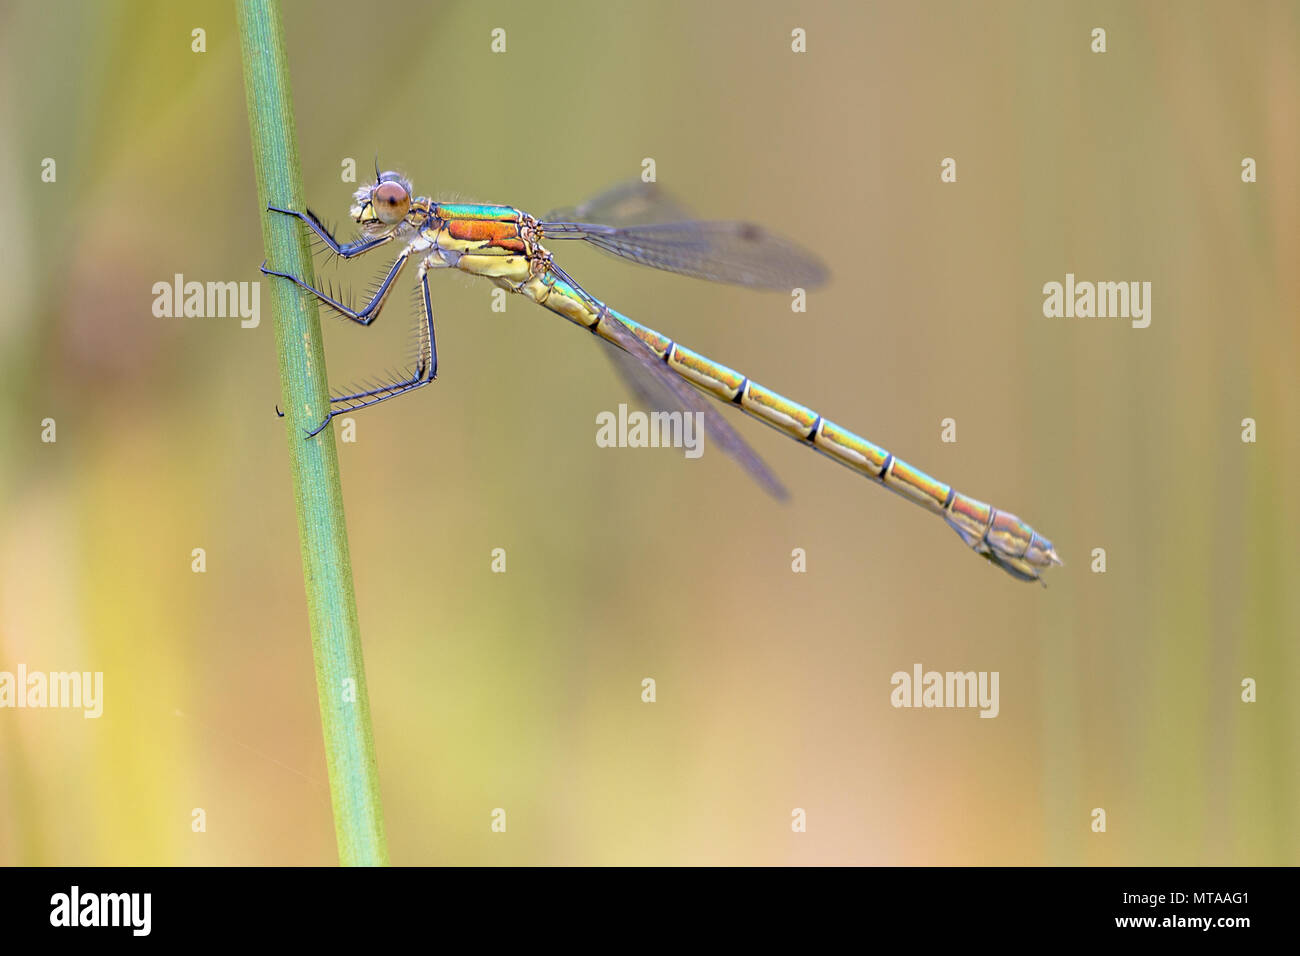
top-left (350, 171), bottom-right (413, 233)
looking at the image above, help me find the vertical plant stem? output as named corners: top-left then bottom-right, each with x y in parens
top-left (236, 0), bottom-right (388, 866)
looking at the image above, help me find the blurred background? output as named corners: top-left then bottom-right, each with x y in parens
top-left (0, 0), bottom-right (1296, 865)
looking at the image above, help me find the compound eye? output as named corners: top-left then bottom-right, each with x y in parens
top-left (372, 181), bottom-right (410, 224)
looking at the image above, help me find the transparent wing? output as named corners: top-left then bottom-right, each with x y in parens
top-left (543, 181), bottom-right (693, 226)
top-left (602, 340), bottom-right (682, 415)
top-left (539, 219), bottom-right (829, 291)
top-left (596, 306), bottom-right (788, 500)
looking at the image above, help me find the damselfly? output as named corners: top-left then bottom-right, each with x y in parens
top-left (261, 172), bottom-right (1062, 582)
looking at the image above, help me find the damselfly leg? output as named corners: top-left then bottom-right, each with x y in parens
top-left (287, 268), bottom-right (437, 437)
top-left (262, 206), bottom-right (410, 326)
top-left (260, 250), bottom-right (409, 327)
top-left (266, 205), bottom-right (392, 259)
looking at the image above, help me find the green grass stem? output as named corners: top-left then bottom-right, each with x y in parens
top-left (237, 0), bottom-right (388, 866)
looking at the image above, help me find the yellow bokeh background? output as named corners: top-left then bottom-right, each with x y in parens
top-left (0, 0), bottom-right (1296, 864)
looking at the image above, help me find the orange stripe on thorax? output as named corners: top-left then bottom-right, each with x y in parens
top-left (444, 218), bottom-right (528, 253)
